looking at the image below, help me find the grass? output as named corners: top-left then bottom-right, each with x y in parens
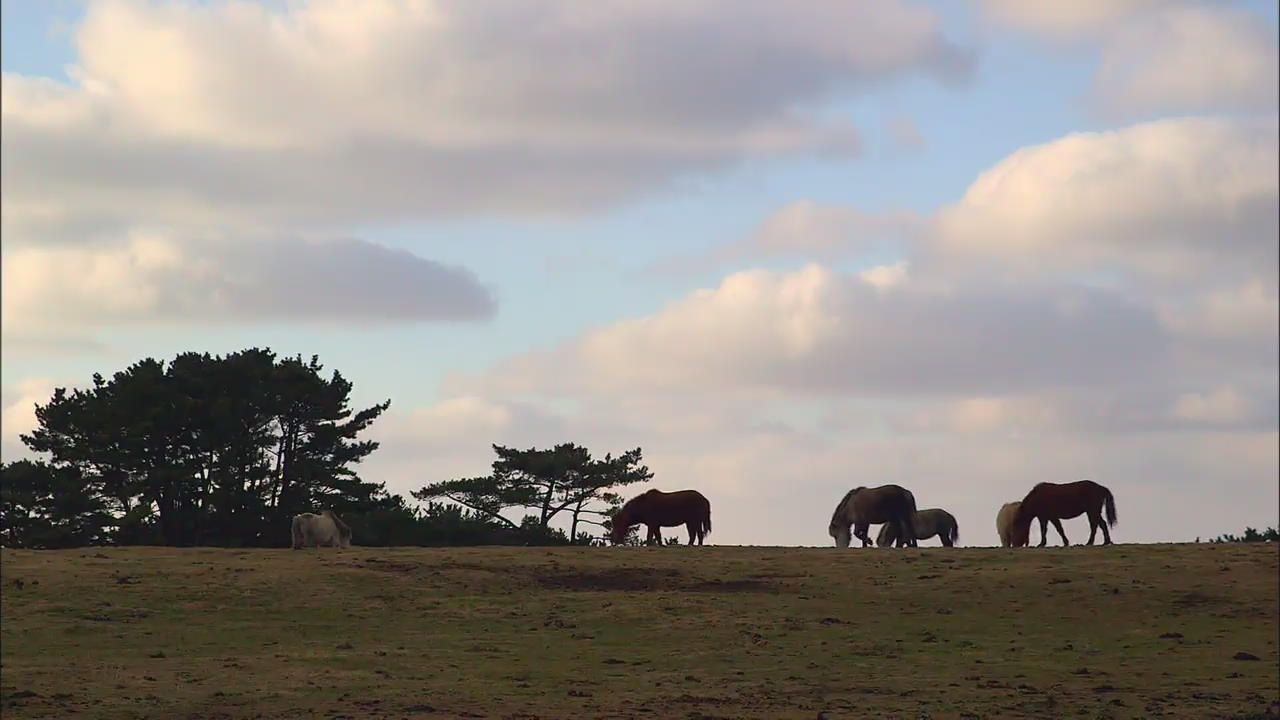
top-left (1, 542), bottom-right (1277, 719)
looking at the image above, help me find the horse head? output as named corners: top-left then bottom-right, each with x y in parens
top-left (609, 505), bottom-right (633, 545)
top-left (830, 524), bottom-right (853, 548)
top-left (1009, 506), bottom-right (1034, 547)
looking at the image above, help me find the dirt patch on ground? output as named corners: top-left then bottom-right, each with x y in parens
top-left (536, 567), bottom-right (687, 592)
top-left (355, 558), bottom-right (421, 574)
top-left (533, 567), bottom-right (782, 593)
top-left (687, 579), bottom-right (778, 593)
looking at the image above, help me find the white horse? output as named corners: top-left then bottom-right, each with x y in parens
top-left (291, 510), bottom-right (352, 549)
top-left (996, 501), bottom-right (1025, 548)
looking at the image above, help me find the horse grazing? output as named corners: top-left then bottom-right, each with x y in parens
top-left (876, 508), bottom-right (959, 547)
top-left (996, 501), bottom-right (1027, 548)
top-left (1011, 480), bottom-right (1117, 547)
top-left (291, 510), bottom-right (352, 549)
top-left (828, 484), bottom-right (918, 548)
top-left (610, 489), bottom-right (711, 546)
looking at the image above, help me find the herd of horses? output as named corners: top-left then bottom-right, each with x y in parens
top-left (289, 480), bottom-right (1118, 550)
top-left (602, 479), bottom-right (1118, 549)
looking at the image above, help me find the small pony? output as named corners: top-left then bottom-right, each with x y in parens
top-left (876, 508), bottom-right (959, 547)
top-left (291, 510), bottom-right (353, 549)
top-left (996, 501), bottom-right (1027, 548)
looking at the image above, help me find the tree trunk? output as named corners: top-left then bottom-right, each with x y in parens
top-left (570, 497), bottom-right (587, 543)
top-left (539, 480), bottom-right (555, 527)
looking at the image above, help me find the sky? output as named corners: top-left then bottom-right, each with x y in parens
top-left (2, 0), bottom-right (1277, 547)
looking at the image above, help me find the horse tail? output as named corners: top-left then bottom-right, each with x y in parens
top-left (950, 516), bottom-right (960, 545)
top-left (1103, 486), bottom-right (1118, 527)
top-left (703, 506), bottom-right (712, 537)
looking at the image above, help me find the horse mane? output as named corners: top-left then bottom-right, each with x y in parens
top-left (323, 509), bottom-right (352, 538)
top-left (616, 492), bottom-right (642, 517)
top-left (829, 487), bottom-right (862, 528)
top-left (1021, 482), bottom-right (1052, 502)
top-left (623, 489), bottom-right (660, 509)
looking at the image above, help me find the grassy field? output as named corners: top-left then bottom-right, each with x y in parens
top-left (1, 542), bottom-right (1277, 719)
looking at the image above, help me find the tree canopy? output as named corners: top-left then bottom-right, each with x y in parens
top-left (412, 443), bottom-right (653, 543)
top-left (2, 348), bottom-right (657, 549)
top-left (1210, 526), bottom-right (1279, 543)
top-left (5, 348), bottom-right (395, 547)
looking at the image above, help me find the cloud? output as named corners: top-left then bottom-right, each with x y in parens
top-left (1092, 5), bottom-right (1279, 117)
top-left (650, 200), bottom-right (923, 274)
top-left (1, 377), bottom-right (63, 460)
top-left (451, 263), bottom-right (1168, 400)
top-left (1172, 386), bottom-right (1249, 425)
top-left (898, 381), bottom-right (1277, 436)
top-left (857, 261), bottom-right (910, 291)
top-left (926, 116), bottom-right (1279, 287)
top-left (977, 0), bottom-right (1174, 40)
top-left (885, 114), bottom-right (925, 150)
top-left (978, 1), bottom-right (1278, 118)
top-left (1, 0), bottom-right (974, 237)
top-left (392, 115), bottom-right (1278, 545)
top-left (1, 231), bottom-right (496, 338)
top-left (364, 390), bottom-right (1279, 545)
top-left (661, 116), bottom-right (1277, 283)
top-left (919, 115), bottom-right (1278, 385)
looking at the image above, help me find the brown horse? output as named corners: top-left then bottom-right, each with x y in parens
top-left (876, 508), bottom-right (959, 547)
top-left (1011, 480), bottom-right (1117, 547)
top-left (828, 484), bottom-right (918, 548)
top-left (610, 489), bottom-right (712, 546)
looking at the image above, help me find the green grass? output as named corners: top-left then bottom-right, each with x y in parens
top-left (2, 542), bottom-right (1277, 719)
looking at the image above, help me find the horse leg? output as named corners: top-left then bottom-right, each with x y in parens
top-left (1100, 517), bottom-right (1113, 546)
top-left (686, 522), bottom-right (697, 546)
top-left (854, 523), bottom-right (871, 547)
top-left (1086, 511), bottom-right (1100, 546)
top-left (1036, 518), bottom-right (1049, 547)
top-left (645, 525), bottom-right (656, 546)
top-left (1051, 518), bottom-right (1069, 546)
top-left (654, 526), bottom-right (663, 546)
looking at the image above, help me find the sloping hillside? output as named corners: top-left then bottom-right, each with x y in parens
top-left (2, 543), bottom-right (1276, 719)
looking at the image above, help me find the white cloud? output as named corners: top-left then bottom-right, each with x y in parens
top-left (1, 0), bottom-right (973, 236)
top-left (1, 231), bottom-right (495, 339)
top-left (977, 1), bottom-right (1278, 118)
top-left (926, 116), bottom-right (1278, 286)
top-left (746, 201), bottom-right (922, 259)
top-left (1172, 386), bottom-right (1249, 425)
top-left (1093, 5), bottom-right (1279, 117)
top-left (452, 263), bottom-right (1167, 400)
top-left (919, 116), bottom-right (1278, 386)
top-left (650, 200), bottom-right (923, 275)
top-left (901, 396), bottom-right (1060, 435)
top-left (1, 377), bottom-right (63, 460)
top-left (365, 390), bottom-right (1279, 545)
top-left (977, 0), bottom-right (1175, 40)
top-left (857, 261), bottom-right (909, 291)
top-left (396, 115), bottom-right (1279, 545)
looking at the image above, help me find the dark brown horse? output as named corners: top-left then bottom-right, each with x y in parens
top-left (610, 489), bottom-right (712, 546)
top-left (828, 484), bottom-right (918, 548)
top-left (1011, 480), bottom-right (1117, 547)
